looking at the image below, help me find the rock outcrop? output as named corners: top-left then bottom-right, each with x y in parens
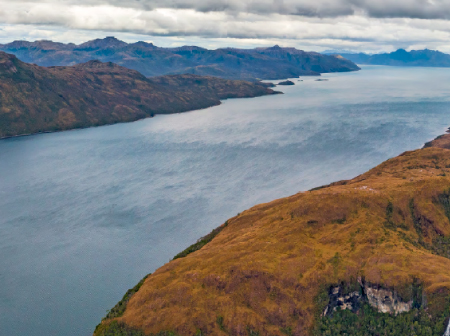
top-left (323, 278), bottom-right (413, 317)
top-left (322, 286), bottom-right (362, 316)
top-left (444, 319), bottom-right (450, 336)
top-left (364, 284), bottom-right (413, 314)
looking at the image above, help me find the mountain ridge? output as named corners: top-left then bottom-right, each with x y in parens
top-left (333, 49), bottom-right (450, 67)
top-left (0, 51), bottom-right (278, 138)
top-left (0, 37), bottom-right (360, 80)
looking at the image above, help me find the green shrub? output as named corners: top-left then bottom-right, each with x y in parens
top-left (315, 303), bottom-right (448, 336)
top-left (173, 223), bottom-right (226, 260)
top-left (103, 274), bottom-right (150, 320)
top-left (95, 321), bottom-right (179, 336)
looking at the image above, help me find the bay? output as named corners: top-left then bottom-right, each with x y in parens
top-left (1, 65), bottom-right (450, 336)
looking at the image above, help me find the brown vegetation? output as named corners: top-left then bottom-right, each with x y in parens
top-left (0, 51), bottom-right (278, 138)
top-left (95, 147), bottom-right (450, 335)
top-left (424, 133), bottom-right (450, 149)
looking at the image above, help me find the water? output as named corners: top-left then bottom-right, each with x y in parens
top-left (2, 65), bottom-right (450, 336)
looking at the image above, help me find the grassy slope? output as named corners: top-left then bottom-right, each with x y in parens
top-left (0, 52), bottom-right (278, 138)
top-left (95, 147), bottom-right (450, 335)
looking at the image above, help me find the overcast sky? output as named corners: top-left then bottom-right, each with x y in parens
top-left (1, 0), bottom-right (450, 52)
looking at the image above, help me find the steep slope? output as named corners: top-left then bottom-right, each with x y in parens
top-left (0, 52), bottom-right (278, 138)
top-left (338, 49), bottom-right (450, 67)
top-left (94, 147), bottom-right (450, 336)
top-left (0, 37), bottom-right (360, 80)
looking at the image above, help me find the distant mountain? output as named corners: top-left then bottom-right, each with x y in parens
top-left (0, 52), bottom-right (278, 138)
top-left (322, 49), bottom-right (359, 55)
top-left (0, 37), bottom-right (360, 80)
top-left (336, 49), bottom-right (450, 67)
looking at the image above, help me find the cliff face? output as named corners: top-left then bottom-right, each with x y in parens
top-left (0, 37), bottom-right (360, 80)
top-left (323, 279), bottom-right (413, 317)
top-left (0, 52), bottom-right (278, 138)
top-left (95, 147), bottom-right (450, 336)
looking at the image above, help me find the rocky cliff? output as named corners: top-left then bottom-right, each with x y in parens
top-left (94, 144), bottom-right (450, 336)
top-left (0, 52), bottom-right (278, 138)
top-left (322, 278), bottom-right (414, 317)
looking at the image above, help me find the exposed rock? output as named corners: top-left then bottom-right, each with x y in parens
top-left (365, 284), bottom-right (413, 314)
top-left (323, 279), bottom-right (413, 316)
top-left (322, 286), bottom-right (361, 316)
top-left (315, 79), bottom-right (329, 81)
top-left (444, 319), bottom-right (450, 336)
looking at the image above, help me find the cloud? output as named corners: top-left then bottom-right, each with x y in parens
top-left (7, 0), bottom-right (450, 19)
top-left (1, 1), bottom-right (450, 52)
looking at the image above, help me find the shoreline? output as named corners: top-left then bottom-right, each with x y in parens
top-left (423, 127), bottom-right (450, 149)
top-left (0, 91), bottom-right (281, 141)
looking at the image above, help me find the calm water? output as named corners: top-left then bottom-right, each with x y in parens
top-left (2, 66), bottom-right (450, 336)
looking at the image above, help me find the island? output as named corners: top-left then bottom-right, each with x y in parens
top-left (277, 80), bottom-right (295, 85)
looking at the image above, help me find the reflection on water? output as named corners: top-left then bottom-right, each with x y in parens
top-left (1, 65), bottom-right (450, 335)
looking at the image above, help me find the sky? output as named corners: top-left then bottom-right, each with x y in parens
top-left (1, 0), bottom-right (450, 52)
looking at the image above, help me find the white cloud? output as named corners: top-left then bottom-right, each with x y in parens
top-left (1, 1), bottom-right (450, 52)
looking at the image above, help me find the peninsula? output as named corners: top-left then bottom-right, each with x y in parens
top-left (0, 52), bottom-right (278, 138)
top-left (94, 132), bottom-right (450, 335)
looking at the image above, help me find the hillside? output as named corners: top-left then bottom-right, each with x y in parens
top-left (337, 49), bottom-right (450, 67)
top-left (0, 52), bottom-right (278, 138)
top-left (94, 145), bottom-right (450, 336)
top-left (0, 37), bottom-right (360, 80)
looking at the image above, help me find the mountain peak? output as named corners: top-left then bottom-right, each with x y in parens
top-left (77, 36), bottom-right (128, 50)
top-left (0, 51), bottom-right (20, 75)
top-left (130, 41), bottom-right (156, 49)
top-left (269, 44), bottom-right (282, 50)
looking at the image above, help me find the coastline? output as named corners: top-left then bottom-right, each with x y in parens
top-left (0, 90), bottom-right (281, 141)
top-left (423, 128), bottom-right (450, 149)
top-left (93, 140), bottom-right (450, 335)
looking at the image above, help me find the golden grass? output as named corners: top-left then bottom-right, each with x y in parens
top-left (96, 148), bottom-right (450, 336)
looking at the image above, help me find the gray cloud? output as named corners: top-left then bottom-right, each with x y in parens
top-left (5, 0), bottom-right (450, 19)
top-left (1, 0), bottom-right (450, 53)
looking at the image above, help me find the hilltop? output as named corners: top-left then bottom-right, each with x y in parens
top-left (94, 142), bottom-right (450, 335)
top-left (0, 37), bottom-right (360, 81)
top-left (334, 49), bottom-right (450, 67)
top-left (0, 52), bottom-right (278, 138)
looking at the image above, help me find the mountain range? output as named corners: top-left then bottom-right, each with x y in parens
top-left (94, 139), bottom-right (450, 336)
top-left (0, 51), bottom-right (278, 138)
top-left (0, 37), bottom-right (360, 81)
top-left (335, 49), bottom-right (450, 67)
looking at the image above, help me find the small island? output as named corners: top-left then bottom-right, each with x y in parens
top-left (277, 80), bottom-right (295, 85)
